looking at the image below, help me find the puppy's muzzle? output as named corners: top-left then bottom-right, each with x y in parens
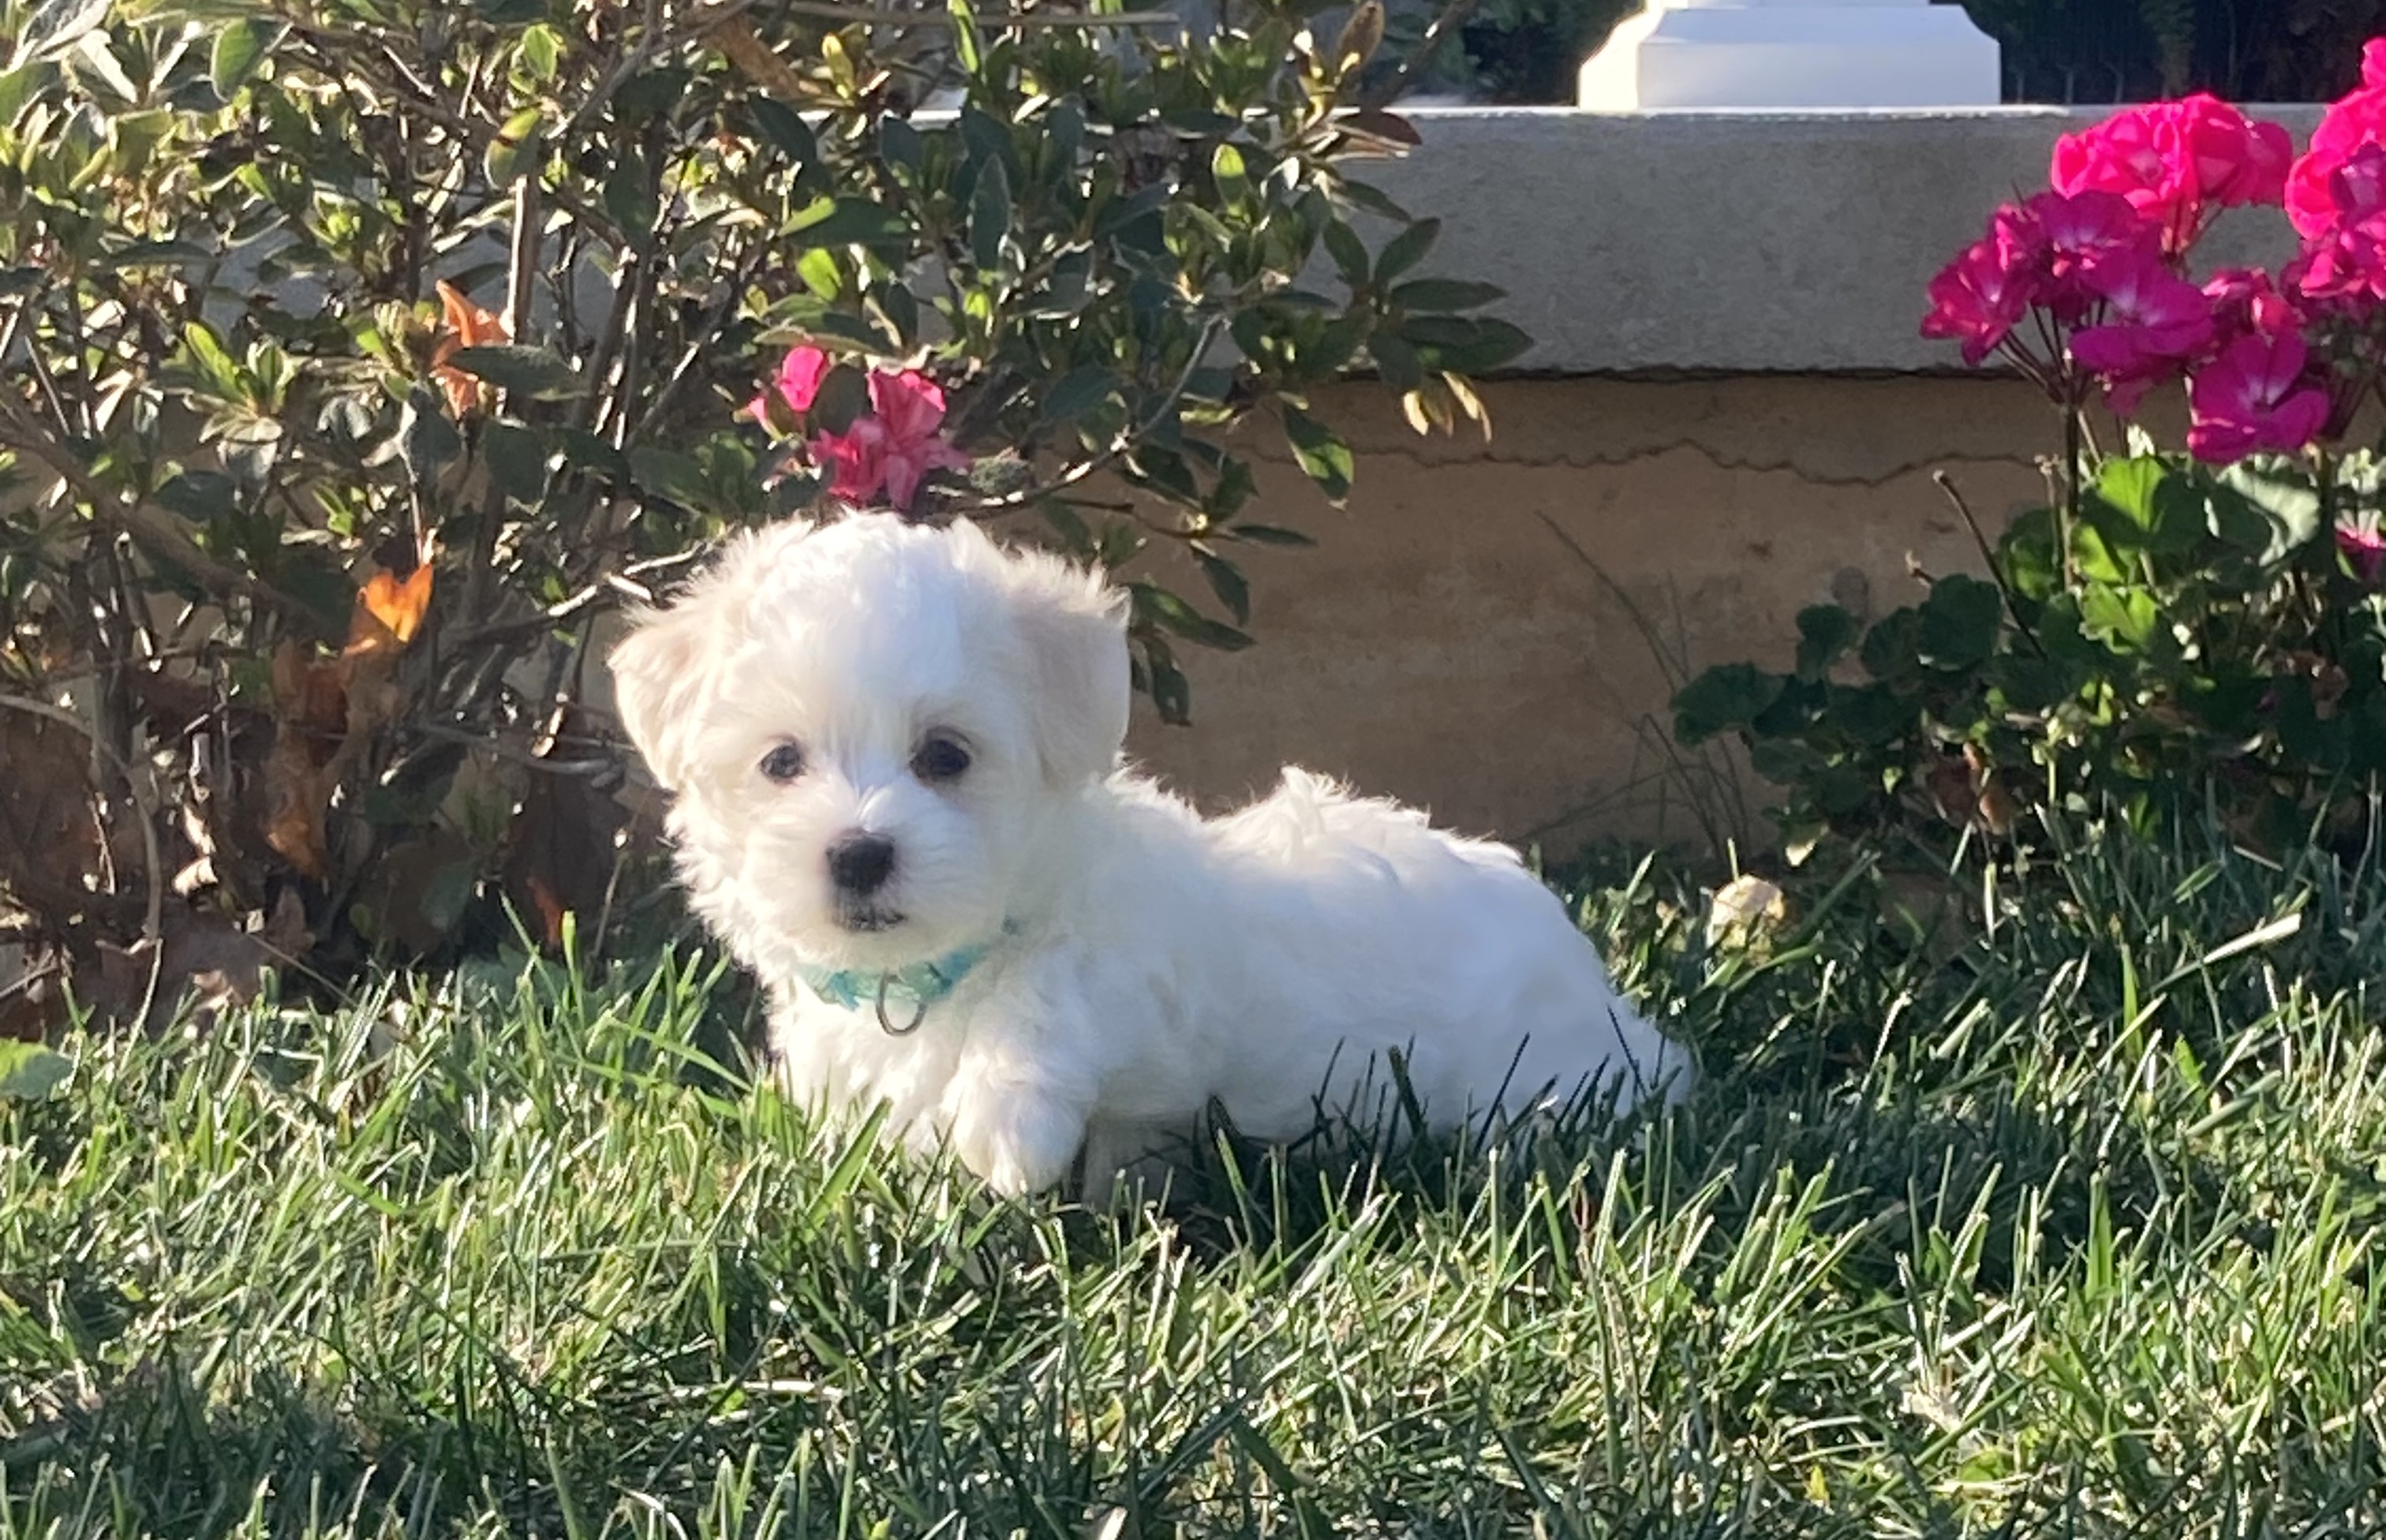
top-left (827, 831), bottom-right (897, 899)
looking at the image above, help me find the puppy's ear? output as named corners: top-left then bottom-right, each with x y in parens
top-left (607, 600), bottom-right (716, 791)
top-left (608, 519), bottom-right (817, 788)
top-left (958, 521), bottom-right (1130, 787)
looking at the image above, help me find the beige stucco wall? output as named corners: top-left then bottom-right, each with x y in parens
top-left (1122, 373), bottom-right (2053, 854)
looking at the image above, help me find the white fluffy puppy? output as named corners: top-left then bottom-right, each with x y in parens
top-left (610, 513), bottom-right (1688, 1195)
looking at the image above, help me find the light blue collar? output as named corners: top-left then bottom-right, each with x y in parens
top-left (798, 925), bottom-right (1010, 1034)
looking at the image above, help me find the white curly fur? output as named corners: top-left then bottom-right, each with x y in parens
top-left (609, 512), bottom-right (1689, 1195)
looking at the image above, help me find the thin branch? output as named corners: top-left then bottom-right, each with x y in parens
top-left (446, 570), bottom-right (658, 649)
top-left (742, 0), bottom-right (1177, 30)
top-left (1359, 0), bottom-right (1486, 109)
top-left (953, 316), bottom-right (1229, 517)
top-left (409, 720), bottom-right (629, 775)
top-left (0, 398), bottom-right (312, 619)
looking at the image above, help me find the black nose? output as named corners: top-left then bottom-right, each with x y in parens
top-left (826, 832), bottom-right (896, 895)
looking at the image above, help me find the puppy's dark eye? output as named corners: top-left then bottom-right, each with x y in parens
top-left (759, 742), bottom-right (806, 783)
top-left (911, 731), bottom-right (971, 783)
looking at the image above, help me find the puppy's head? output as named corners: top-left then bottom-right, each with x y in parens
top-left (608, 513), bottom-right (1128, 976)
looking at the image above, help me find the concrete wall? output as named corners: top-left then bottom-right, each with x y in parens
top-left (1122, 373), bottom-right (2051, 853)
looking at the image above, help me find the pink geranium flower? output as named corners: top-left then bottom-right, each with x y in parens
top-left (2202, 267), bottom-right (2303, 351)
top-left (2171, 95), bottom-right (2294, 210)
top-left (1922, 220), bottom-right (2037, 365)
top-left (2288, 41), bottom-right (2386, 237)
top-left (2026, 189), bottom-right (2163, 320)
top-left (2186, 332), bottom-right (2332, 465)
top-left (2051, 96), bottom-right (2291, 253)
top-left (2070, 252), bottom-right (2214, 387)
top-left (2287, 145), bottom-right (2386, 303)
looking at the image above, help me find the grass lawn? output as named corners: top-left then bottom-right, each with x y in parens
top-left (5, 819), bottom-right (2385, 1538)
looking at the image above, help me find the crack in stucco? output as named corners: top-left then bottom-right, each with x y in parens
top-left (1332, 436), bottom-right (2048, 491)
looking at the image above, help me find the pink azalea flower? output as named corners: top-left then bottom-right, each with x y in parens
top-left (2186, 332), bottom-right (2332, 465)
top-left (807, 368), bottom-right (970, 511)
top-left (2336, 522), bottom-right (2386, 584)
top-left (2070, 253), bottom-right (2215, 390)
top-left (751, 344), bottom-right (833, 429)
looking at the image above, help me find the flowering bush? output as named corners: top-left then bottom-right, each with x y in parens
top-left (0, 0), bottom-right (1522, 1007)
top-left (1677, 46), bottom-right (2386, 863)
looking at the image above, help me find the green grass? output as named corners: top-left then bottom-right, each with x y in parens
top-left (6, 818), bottom-right (2386, 1538)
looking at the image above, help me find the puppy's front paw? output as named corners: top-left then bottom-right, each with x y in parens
top-left (947, 1090), bottom-right (1086, 1198)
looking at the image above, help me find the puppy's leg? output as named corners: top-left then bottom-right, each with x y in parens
top-left (943, 1065), bottom-right (1093, 1197)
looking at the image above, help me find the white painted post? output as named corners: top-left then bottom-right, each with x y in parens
top-left (1578, 0), bottom-right (2002, 110)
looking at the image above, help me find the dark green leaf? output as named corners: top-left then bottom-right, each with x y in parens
top-left (0, 1042), bottom-right (70, 1101)
top-left (812, 364), bottom-right (869, 435)
top-left (444, 345), bottom-right (582, 401)
top-left (554, 427), bottom-right (628, 480)
top-left (518, 23), bottom-right (561, 83)
top-left (1210, 142), bottom-right (1247, 203)
top-left (155, 470), bottom-right (239, 522)
top-left (1404, 316), bottom-right (1531, 374)
top-left (1389, 278), bottom-right (1505, 312)
top-left (1145, 641), bottom-right (1193, 724)
top-left (2087, 454), bottom-right (2201, 558)
top-left (1323, 219), bottom-right (1370, 290)
top-left (870, 281), bottom-right (919, 348)
top-left (1996, 505), bottom-right (2062, 602)
top-left (747, 97), bottom-right (818, 164)
top-left (398, 385), bottom-right (461, 477)
top-left (1340, 178), bottom-right (1412, 224)
top-left (2218, 459), bottom-right (2324, 563)
top-left (1368, 331), bottom-right (1423, 392)
top-left (1861, 608), bottom-right (1920, 680)
top-left (970, 155), bottom-right (1012, 272)
top-left (1673, 663), bottom-right (1786, 745)
top-left (482, 419), bottom-right (547, 503)
top-left (1281, 406), bottom-right (1352, 503)
top-left (209, 19), bottom-right (279, 96)
top-left (1824, 683), bottom-right (1917, 746)
top-left (612, 68), bottom-right (690, 125)
top-left (626, 446), bottom-right (711, 511)
top-left (1793, 604), bottom-right (1861, 682)
top-left (1917, 574), bottom-right (2003, 671)
top-left (791, 196), bottom-right (915, 250)
top-left (1374, 218), bottom-right (1439, 283)
top-left (2077, 582), bottom-right (2162, 652)
top-left (484, 107), bottom-right (544, 187)
top-left (13, 0), bottom-right (110, 63)
top-left (1041, 364), bottom-right (1114, 425)
top-left (1206, 455), bottom-right (1257, 521)
top-left (601, 160), bottom-right (659, 241)
top-left (796, 246), bottom-right (842, 301)
top-left (1136, 581), bottom-right (1253, 652)
top-left (1196, 551), bottom-right (1250, 625)
top-left (1038, 499), bottom-right (1094, 552)
top-left (879, 115), bottom-right (923, 172)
